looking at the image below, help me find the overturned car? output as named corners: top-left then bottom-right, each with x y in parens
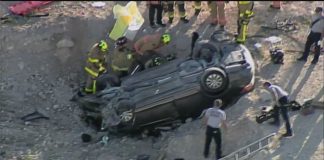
top-left (74, 31), bottom-right (256, 133)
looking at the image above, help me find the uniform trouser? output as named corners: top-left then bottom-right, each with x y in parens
top-left (194, 1), bottom-right (201, 10)
top-left (272, 96), bottom-right (292, 134)
top-left (210, 1), bottom-right (226, 26)
top-left (149, 4), bottom-right (163, 25)
top-left (85, 75), bottom-right (97, 94)
top-left (237, 3), bottom-right (254, 33)
top-left (167, 1), bottom-right (186, 19)
top-left (204, 126), bottom-right (222, 159)
top-left (301, 31), bottom-right (322, 61)
top-left (272, 1), bottom-right (281, 8)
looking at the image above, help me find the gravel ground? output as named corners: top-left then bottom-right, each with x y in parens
top-left (0, 1), bottom-right (323, 160)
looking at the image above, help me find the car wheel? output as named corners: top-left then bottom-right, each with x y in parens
top-left (116, 100), bottom-right (134, 123)
top-left (200, 68), bottom-right (228, 94)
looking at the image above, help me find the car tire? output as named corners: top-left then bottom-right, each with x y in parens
top-left (116, 100), bottom-right (135, 123)
top-left (200, 68), bottom-right (228, 94)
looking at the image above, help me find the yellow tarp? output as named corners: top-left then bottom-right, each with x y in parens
top-left (109, 1), bottom-right (144, 41)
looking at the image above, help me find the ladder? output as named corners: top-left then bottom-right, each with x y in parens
top-left (220, 133), bottom-right (276, 160)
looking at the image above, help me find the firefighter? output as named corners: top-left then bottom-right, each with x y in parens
top-left (270, 1), bottom-right (281, 9)
top-left (111, 36), bottom-right (135, 77)
top-left (84, 40), bottom-right (108, 94)
top-left (209, 1), bottom-right (227, 30)
top-left (147, 1), bottom-right (166, 28)
top-left (133, 33), bottom-right (171, 55)
top-left (193, 1), bottom-right (202, 16)
top-left (236, 1), bottom-right (254, 44)
top-left (167, 1), bottom-right (189, 24)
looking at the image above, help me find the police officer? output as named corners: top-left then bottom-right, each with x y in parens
top-left (84, 40), bottom-right (108, 94)
top-left (263, 81), bottom-right (293, 137)
top-left (203, 99), bottom-right (227, 159)
top-left (133, 33), bottom-right (171, 55)
top-left (167, 1), bottom-right (189, 24)
top-left (111, 36), bottom-right (135, 78)
top-left (236, 1), bottom-right (254, 44)
top-left (297, 7), bottom-right (324, 64)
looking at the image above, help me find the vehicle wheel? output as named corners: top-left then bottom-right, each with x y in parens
top-left (116, 100), bottom-right (134, 123)
top-left (200, 68), bottom-right (228, 94)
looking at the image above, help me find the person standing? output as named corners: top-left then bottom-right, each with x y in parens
top-left (167, 1), bottom-right (189, 24)
top-left (203, 99), bottom-right (227, 159)
top-left (193, 1), bottom-right (202, 16)
top-left (84, 40), bottom-right (108, 94)
top-left (236, 1), bottom-right (254, 44)
top-left (209, 1), bottom-right (228, 30)
top-left (297, 7), bottom-right (324, 64)
top-left (270, 1), bottom-right (281, 9)
top-left (147, 1), bottom-right (166, 28)
top-left (111, 36), bottom-right (135, 78)
top-left (263, 81), bottom-right (293, 137)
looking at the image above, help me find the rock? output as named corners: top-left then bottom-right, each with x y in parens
top-left (53, 104), bottom-right (60, 110)
top-left (38, 92), bottom-right (46, 100)
top-left (17, 62), bottom-right (25, 70)
top-left (185, 118), bottom-right (192, 123)
top-left (56, 38), bottom-right (74, 48)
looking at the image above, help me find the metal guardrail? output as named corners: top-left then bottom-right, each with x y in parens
top-left (220, 133), bottom-right (276, 160)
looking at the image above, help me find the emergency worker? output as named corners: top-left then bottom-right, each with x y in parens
top-left (209, 1), bottom-right (227, 30)
top-left (167, 1), bottom-right (189, 24)
top-left (270, 1), bottom-right (281, 9)
top-left (111, 36), bottom-right (135, 77)
top-left (203, 99), bottom-right (227, 160)
top-left (263, 81), bottom-right (293, 137)
top-left (133, 33), bottom-right (171, 55)
top-left (84, 40), bottom-right (108, 94)
top-left (193, 1), bottom-right (202, 16)
top-left (236, 1), bottom-right (254, 44)
top-left (297, 7), bottom-right (324, 64)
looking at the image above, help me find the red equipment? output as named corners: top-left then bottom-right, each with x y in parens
top-left (9, 1), bottom-right (52, 16)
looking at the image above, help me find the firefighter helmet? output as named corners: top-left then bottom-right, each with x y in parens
top-left (98, 40), bottom-right (108, 52)
top-left (161, 33), bottom-right (171, 44)
top-left (116, 36), bottom-right (128, 46)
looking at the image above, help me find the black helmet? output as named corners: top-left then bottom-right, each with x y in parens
top-left (116, 36), bottom-right (128, 46)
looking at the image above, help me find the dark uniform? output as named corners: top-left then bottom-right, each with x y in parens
top-left (297, 7), bottom-right (324, 64)
top-left (236, 1), bottom-right (254, 44)
top-left (264, 82), bottom-right (293, 137)
top-left (148, 1), bottom-right (166, 28)
top-left (203, 100), bottom-right (226, 159)
top-left (194, 1), bottom-right (202, 16)
top-left (84, 43), bottom-right (107, 94)
top-left (111, 40), bottom-right (135, 77)
top-left (167, 1), bottom-right (189, 23)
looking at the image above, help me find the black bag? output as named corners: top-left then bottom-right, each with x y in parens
top-left (270, 48), bottom-right (284, 64)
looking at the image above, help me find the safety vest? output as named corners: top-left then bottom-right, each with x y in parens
top-left (85, 44), bottom-right (107, 77)
top-left (239, 1), bottom-right (251, 5)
